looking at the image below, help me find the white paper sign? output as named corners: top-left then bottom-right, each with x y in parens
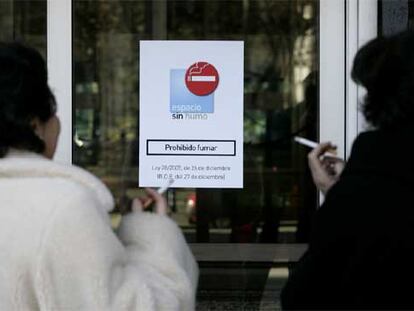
top-left (139, 41), bottom-right (244, 188)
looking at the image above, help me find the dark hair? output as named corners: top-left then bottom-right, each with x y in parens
top-left (0, 42), bottom-right (56, 158)
top-left (351, 30), bottom-right (414, 130)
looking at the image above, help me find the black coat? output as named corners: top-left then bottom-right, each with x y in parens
top-left (281, 127), bottom-right (414, 310)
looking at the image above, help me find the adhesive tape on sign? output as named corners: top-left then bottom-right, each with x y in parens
top-left (185, 62), bottom-right (219, 96)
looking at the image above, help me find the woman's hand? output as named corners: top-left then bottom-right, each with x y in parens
top-left (308, 142), bottom-right (345, 195)
top-left (131, 188), bottom-right (167, 215)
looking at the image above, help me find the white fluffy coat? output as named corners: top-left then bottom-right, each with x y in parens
top-left (0, 151), bottom-right (198, 310)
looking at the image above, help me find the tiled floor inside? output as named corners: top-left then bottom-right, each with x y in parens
top-left (196, 266), bottom-right (287, 310)
top-left (197, 290), bottom-right (282, 311)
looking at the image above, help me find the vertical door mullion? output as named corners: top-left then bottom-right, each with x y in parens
top-left (47, 0), bottom-right (72, 164)
top-left (346, 0), bottom-right (359, 159)
top-left (346, 0), bottom-right (378, 157)
top-left (319, 0), bottom-right (345, 159)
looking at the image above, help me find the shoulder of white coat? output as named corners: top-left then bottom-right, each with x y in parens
top-left (0, 154), bottom-right (114, 213)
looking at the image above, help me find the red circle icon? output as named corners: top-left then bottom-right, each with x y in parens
top-left (185, 62), bottom-right (219, 96)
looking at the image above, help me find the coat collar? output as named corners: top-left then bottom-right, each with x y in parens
top-left (0, 150), bottom-right (114, 213)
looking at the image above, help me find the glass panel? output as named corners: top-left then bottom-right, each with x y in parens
top-left (73, 1), bottom-right (318, 309)
top-left (0, 0), bottom-right (47, 57)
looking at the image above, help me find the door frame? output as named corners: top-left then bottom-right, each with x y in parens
top-left (47, 0), bottom-right (377, 217)
top-left (345, 0), bottom-right (377, 157)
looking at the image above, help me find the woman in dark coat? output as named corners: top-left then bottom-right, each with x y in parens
top-left (281, 30), bottom-right (414, 310)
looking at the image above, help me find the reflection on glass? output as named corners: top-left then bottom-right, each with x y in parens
top-left (0, 0), bottom-right (47, 57)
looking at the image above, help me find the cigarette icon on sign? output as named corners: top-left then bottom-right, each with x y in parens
top-left (188, 76), bottom-right (216, 82)
top-left (185, 62), bottom-right (220, 96)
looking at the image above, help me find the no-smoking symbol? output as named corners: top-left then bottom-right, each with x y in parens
top-left (185, 62), bottom-right (219, 96)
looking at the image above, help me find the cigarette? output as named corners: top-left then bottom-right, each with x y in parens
top-left (157, 178), bottom-right (174, 194)
top-left (294, 136), bottom-right (339, 158)
top-left (143, 179), bottom-right (174, 209)
top-left (189, 76), bottom-right (216, 82)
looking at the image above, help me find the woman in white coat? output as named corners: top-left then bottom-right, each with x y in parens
top-left (0, 43), bottom-right (198, 310)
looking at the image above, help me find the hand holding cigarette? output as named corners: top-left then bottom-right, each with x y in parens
top-left (294, 137), bottom-right (345, 194)
top-left (307, 142), bottom-right (345, 194)
top-left (131, 179), bottom-right (174, 215)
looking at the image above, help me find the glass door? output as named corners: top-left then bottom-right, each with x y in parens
top-left (72, 0), bottom-right (325, 242)
top-left (53, 0), bottom-right (350, 309)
